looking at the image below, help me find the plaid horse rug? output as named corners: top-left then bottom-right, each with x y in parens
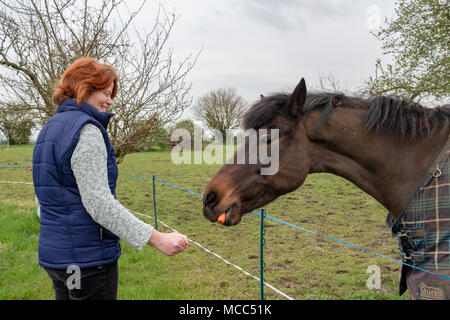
top-left (387, 138), bottom-right (450, 300)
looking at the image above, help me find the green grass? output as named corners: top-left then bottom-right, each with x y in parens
top-left (0, 145), bottom-right (408, 300)
top-left (0, 202), bottom-right (53, 299)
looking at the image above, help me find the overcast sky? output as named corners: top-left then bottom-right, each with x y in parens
top-left (130, 1), bottom-right (395, 120)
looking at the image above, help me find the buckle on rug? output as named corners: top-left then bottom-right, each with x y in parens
top-left (401, 252), bottom-right (425, 264)
top-left (432, 168), bottom-right (442, 178)
top-left (397, 229), bottom-right (424, 239)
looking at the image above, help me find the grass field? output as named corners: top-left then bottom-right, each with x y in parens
top-left (0, 145), bottom-right (409, 300)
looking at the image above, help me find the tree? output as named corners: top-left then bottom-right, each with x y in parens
top-left (0, 103), bottom-right (35, 145)
top-left (194, 87), bottom-right (247, 138)
top-left (171, 119), bottom-right (205, 150)
top-left (317, 71), bottom-right (345, 93)
top-left (0, 0), bottom-right (198, 162)
top-left (366, 0), bottom-right (449, 102)
top-left (174, 119), bottom-right (195, 136)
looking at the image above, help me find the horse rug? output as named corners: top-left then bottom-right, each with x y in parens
top-left (387, 139), bottom-right (450, 300)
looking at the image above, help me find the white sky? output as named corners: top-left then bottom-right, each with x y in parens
top-left (129, 0), bottom-right (396, 121)
top-left (20, 0), bottom-right (397, 142)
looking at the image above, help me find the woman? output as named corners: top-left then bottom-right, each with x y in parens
top-left (33, 57), bottom-right (189, 300)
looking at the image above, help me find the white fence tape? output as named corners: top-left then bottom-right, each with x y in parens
top-left (0, 180), bottom-right (294, 300)
top-left (0, 181), bottom-right (33, 185)
top-left (130, 209), bottom-right (294, 300)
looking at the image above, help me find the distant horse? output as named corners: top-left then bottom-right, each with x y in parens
top-left (202, 78), bottom-right (450, 299)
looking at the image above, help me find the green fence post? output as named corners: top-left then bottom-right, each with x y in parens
top-left (260, 208), bottom-right (266, 300)
top-left (152, 175), bottom-right (158, 230)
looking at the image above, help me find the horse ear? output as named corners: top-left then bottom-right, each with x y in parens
top-left (260, 94), bottom-right (265, 101)
top-left (287, 78), bottom-right (307, 117)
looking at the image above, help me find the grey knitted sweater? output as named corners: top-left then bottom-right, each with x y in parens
top-left (36, 123), bottom-right (153, 250)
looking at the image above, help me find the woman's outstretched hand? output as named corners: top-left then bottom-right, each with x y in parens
top-left (147, 230), bottom-right (189, 256)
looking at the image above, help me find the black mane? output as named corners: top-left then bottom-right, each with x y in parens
top-left (365, 96), bottom-right (449, 139)
top-left (242, 92), bottom-right (450, 139)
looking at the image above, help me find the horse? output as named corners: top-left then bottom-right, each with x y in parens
top-left (202, 78), bottom-right (450, 299)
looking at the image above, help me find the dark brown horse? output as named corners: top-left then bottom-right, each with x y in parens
top-left (202, 78), bottom-right (450, 298)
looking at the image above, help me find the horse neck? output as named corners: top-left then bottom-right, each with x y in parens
top-left (304, 107), bottom-right (449, 219)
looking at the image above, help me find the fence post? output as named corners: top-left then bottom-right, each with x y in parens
top-left (152, 175), bottom-right (158, 230)
top-left (260, 208), bottom-right (266, 300)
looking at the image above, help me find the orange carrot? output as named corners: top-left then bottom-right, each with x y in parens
top-left (217, 213), bottom-right (226, 224)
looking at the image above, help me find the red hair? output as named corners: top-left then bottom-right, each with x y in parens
top-left (53, 57), bottom-right (118, 106)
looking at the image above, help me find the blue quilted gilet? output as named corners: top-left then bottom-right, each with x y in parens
top-left (33, 99), bottom-right (121, 269)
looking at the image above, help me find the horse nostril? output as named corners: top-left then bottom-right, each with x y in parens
top-left (204, 191), bottom-right (218, 208)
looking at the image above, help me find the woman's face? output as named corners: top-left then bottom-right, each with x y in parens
top-left (85, 83), bottom-right (114, 113)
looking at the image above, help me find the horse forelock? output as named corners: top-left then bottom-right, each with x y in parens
top-left (242, 94), bottom-right (289, 130)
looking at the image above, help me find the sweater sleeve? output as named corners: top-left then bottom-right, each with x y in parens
top-left (70, 123), bottom-right (153, 250)
top-left (35, 195), bottom-right (41, 219)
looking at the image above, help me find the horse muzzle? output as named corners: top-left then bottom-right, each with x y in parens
top-left (202, 193), bottom-right (242, 226)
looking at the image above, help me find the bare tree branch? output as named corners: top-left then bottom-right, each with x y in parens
top-left (0, 0), bottom-right (198, 162)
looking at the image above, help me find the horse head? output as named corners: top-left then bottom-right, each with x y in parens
top-left (202, 78), bottom-right (312, 225)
